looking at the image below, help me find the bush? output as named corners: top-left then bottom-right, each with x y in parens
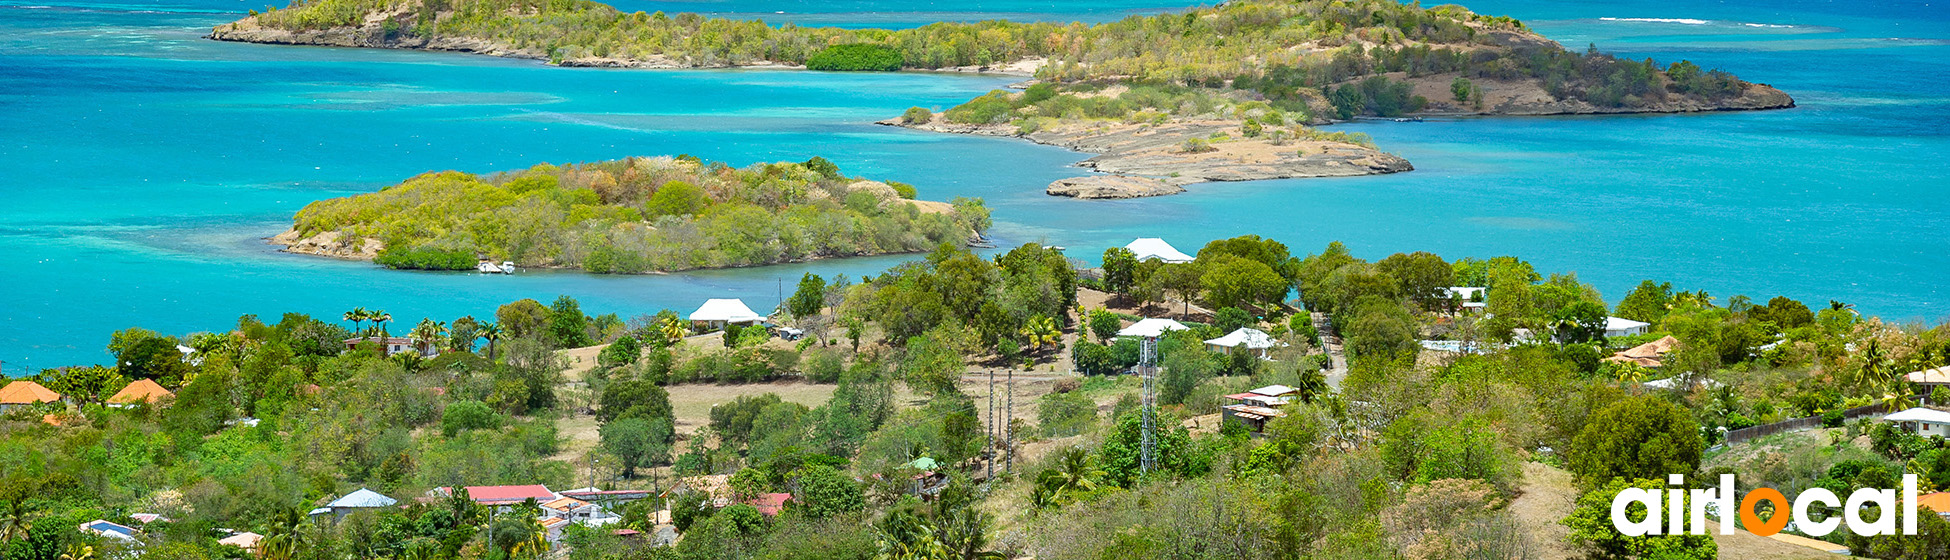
top-left (805, 43), bottom-right (903, 71)
top-left (887, 181), bottom-right (917, 199)
top-left (1822, 409), bottom-right (1845, 428)
top-left (901, 106), bottom-right (932, 124)
top-left (375, 245), bottom-right (475, 270)
top-left (1039, 390), bottom-right (1097, 438)
top-left (944, 90), bottom-right (1017, 124)
top-left (441, 400), bottom-right (499, 436)
top-left (1178, 137), bottom-right (1216, 153)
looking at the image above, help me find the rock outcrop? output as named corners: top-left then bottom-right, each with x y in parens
top-left (269, 229), bottom-right (383, 260)
top-left (1046, 176), bottom-right (1189, 199)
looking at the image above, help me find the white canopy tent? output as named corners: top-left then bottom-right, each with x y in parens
top-left (1124, 238), bottom-right (1195, 263)
top-left (1117, 318), bottom-right (1190, 338)
top-left (688, 299), bottom-right (767, 329)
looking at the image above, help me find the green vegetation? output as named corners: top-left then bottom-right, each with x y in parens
top-left (804, 43), bottom-right (902, 71)
top-left (290, 155), bottom-right (989, 273)
top-left (18, 229), bottom-right (1950, 560)
top-left (237, 0), bottom-right (1766, 114)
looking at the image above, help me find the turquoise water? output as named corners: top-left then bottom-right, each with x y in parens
top-left (2, 0), bottom-right (1946, 370)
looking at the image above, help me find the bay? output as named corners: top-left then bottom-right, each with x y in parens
top-left (0, 0), bottom-right (1944, 370)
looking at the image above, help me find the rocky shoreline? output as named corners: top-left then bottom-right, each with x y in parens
top-left (880, 118), bottom-right (1414, 199)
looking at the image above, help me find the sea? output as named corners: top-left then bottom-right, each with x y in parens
top-left (1, 0), bottom-right (1946, 370)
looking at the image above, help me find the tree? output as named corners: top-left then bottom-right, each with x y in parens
top-left (410, 318), bottom-right (447, 356)
top-left (598, 379), bottom-right (673, 425)
top-left (1450, 76), bottom-right (1475, 101)
top-left (1086, 309), bottom-right (1121, 342)
top-left (791, 464), bottom-right (865, 519)
top-left (1562, 478), bottom-right (1717, 560)
top-left (477, 322), bottom-right (504, 360)
top-left (550, 295), bottom-right (592, 348)
top-left (344, 307), bottom-right (370, 337)
top-left (1552, 300), bottom-right (1608, 345)
top-left (1020, 315), bottom-right (1061, 354)
top-left (1568, 395), bottom-right (1704, 488)
top-left (1101, 247), bottom-right (1138, 294)
top-left (1213, 307), bottom-right (1253, 334)
top-left (441, 400), bottom-right (499, 436)
top-left (1615, 281), bottom-right (1673, 324)
top-left (1202, 256), bottom-right (1286, 311)
top-left (1031, 447), bottom-right (1104, 507)
top-left (496, 299), bottom-right (550, 339)
top-left (790, 273), bottom-right (827, 320)
top-left (597, 335), bottom-right (641, 370)
top-left (646, 180), bottom-right (711, 217)
top-left (1377, 251), bottom-right (1453, 311)
top-left (1155, 263), bottom-right (1205, 317)
top-left (1160, 349), bottom-right (1217, 405)
top-left (602, 417), bottom-right (674, 478)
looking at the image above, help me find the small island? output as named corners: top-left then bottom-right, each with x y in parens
top-left (211, 0), bottom-right (1793, 199)
top-left (276, 155), bottom-right (991, 273)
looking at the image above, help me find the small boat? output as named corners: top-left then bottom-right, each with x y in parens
top-left (477, 260), bottom-right (516, 274)
top-left (1392, 117), bottom-right (1425, 123)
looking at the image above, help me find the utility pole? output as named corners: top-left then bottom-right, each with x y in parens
top-left (1140, 335), bottom-right (1158, 475)
top-left (1006, 368), bottom-right (1015, 473)
top-left (987, 369), bottom-right (995, 481)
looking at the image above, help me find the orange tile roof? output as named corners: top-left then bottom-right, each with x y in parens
top-left (1920, 492), bottom-right (1950, 515)
top-left (0, 381), bottom-right (60, 405)
top-left (107, 379), bottom-right (173, 404)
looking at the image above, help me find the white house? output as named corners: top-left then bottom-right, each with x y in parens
top-left (1886, 408), bottom-right (1950, 438)
top-left (1604, 317), bottom-right (1652, 338)
top-left (1124, 238), bottom-right (1195, 263)
top-left (1205, 328), bottom-right (1285, 358)
top-left (687, 299), bottom-right (767, 330)
top-left (1442, 287), bottom-right (1488, 309)
top-left (343, 337), bottom-right (437, 358)
top-left (309, 488), bottom-right (399, 519)
top-left (1116, 318), bottom-right (1190, 338)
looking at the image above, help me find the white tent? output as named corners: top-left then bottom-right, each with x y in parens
top-left (1206, 328), bottom-right (1285, 357)
top-left (1117, 318), bottom-right (1190, 338)
top-left (328, 488), bottom-right (398, 509)
top-left (1604, 317), bottom-right (1651, 338)
top-left (1124, 238), bottom-right (1194, 263)
top-left (688, 299), bottom-right (766, 327)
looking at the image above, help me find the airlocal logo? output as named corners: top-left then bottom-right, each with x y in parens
top-left (1611, 474), bottom-right (1921, 537)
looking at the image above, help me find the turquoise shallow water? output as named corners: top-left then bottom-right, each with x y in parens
top-left (1, 0), bottom-right (1946, 370)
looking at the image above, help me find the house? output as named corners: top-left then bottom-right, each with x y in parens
top-left (217, 532), bottom-right (263, 552)
top-left (343, 337), bottom-right (436, 358)
top-left (541, 517), bottom-right (573, 544)
top-left (1604, 317), bottom-right (1652, 339)
top-left (1204, 328), bottom-right (1285, 358)
top-left (431, 484), bottom-right (558, 510)
top-left (1885, 408), bottom-right (1950, 438)
top-left (1441, 287), bottom-right (1488, 310)
top-left (1604, 335), bottom-right (1679, 368)
top-left (1918, 492), bottom-right (1950, 516)
top-left (129, 514), bottom-right (168, 525)
top-left (745, 493), bottom-right (792, 517)
top-left (107, 379), bottom-right (173, 407)
top-left (0, 380), bottom-right (60, 410)
top-left (1224, 385), bottom-right (1298, 408)
top-left (1221, 404), bottom-right (1286, 433)
top-left (687, 299), bottom-right (767, 330)
top-left (308, 488), bottom-right (399, 519)
top-left (540, 496), bottom-right (610, 525)
top-left (1116, 318), bottom-right (1190, 338)
top-left (1123, 238), bottom-right (1195, 264)
top-left (79, 519), bottom-right (140, 543)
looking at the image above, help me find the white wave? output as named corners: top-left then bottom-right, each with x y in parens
top-left (1600, 17), bottom-right (1710, 25)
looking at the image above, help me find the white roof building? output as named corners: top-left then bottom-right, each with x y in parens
top-left (1605, 317), bottom-right (1652, 338)
top-left (311, 487), bottom-right (399, 517)
top-left (1887, 407), bottom-right (1950, 438)
top-left (688, 299), bottom-right (767, 326)
top-left (1116, 318), bottom-right (1190, 338)
top-left (1205, 328), bottom-right (1285, 357)
top-left (1124, 238), bottom-right (1195, 263)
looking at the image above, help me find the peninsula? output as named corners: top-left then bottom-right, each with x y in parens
top-left (276, 155), bottom-right (990, 273)
top-left (210, 0), bottom-right (1794, 198)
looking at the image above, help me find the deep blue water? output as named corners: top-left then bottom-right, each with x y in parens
top-left (1, 0), bottom-right (1946, 370)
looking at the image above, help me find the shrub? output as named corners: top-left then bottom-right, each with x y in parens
top-left (901, 106), bottom-right (932, 124)
top-left (887, 181), bottom-right (917, 199)
top-left (804, 43), bottom-right (902, 71)
top-left (944, 90), bottom-right (1017, 124)
top-left (441, 400), bottom-right (499, 436)
top-left (1178, 137), bottom-right (1216, 154)
top-left (1039, 390), bottom-right (1097, 438)
top-left (375, 245), bottom-right (474, 270)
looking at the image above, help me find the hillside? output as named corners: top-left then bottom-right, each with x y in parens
top-left (209, 0), bottom-right (1792, 117)
top-left (277, 155), bottom-right (990, 272)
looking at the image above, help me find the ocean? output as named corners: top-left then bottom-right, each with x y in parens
top-left (1, 0), bottom-right (1945, 370)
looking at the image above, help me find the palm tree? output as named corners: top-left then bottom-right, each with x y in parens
top-left (0, 482), bottom-right (32, 541)
top-left (372, 310), bottom-right (393, 341)
top-left (657, 315), bottom-right (688, 344)
top-left (1019, 315), bottom-right (1060, 354)
top-left (410, 319), bottom-right (447, 356)
top-left (478, 322), bottom-right (503, 361)
top-left (58, 544), bottom-right (93, 560)
top-left (344, 307), bottom-right (369, 339)
top-left (1031, 447), bottom-right (1103, 508)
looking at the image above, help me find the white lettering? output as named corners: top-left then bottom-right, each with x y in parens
top-left (1612, 487), bottom-right (1663, 536)
top-left (1846, 487), bottom-right (1898, 536)
top-left (1793, 488), bottom-right (1841, 536)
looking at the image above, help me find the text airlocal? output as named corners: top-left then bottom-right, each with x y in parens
top-left (1612, 474), bottom-right (1921, 537)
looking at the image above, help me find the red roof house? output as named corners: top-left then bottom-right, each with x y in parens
top-left (436, 485), bottom-right (557, 505)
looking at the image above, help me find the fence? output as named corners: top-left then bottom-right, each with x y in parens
top-left (1724, 400), bottom-right (1893, 445)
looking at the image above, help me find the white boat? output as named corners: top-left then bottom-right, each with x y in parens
top-left (477, 260), bottom-right (516, 274)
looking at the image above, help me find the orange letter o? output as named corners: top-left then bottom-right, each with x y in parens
top-left (1740, 488), bottom-right (1790, 536)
